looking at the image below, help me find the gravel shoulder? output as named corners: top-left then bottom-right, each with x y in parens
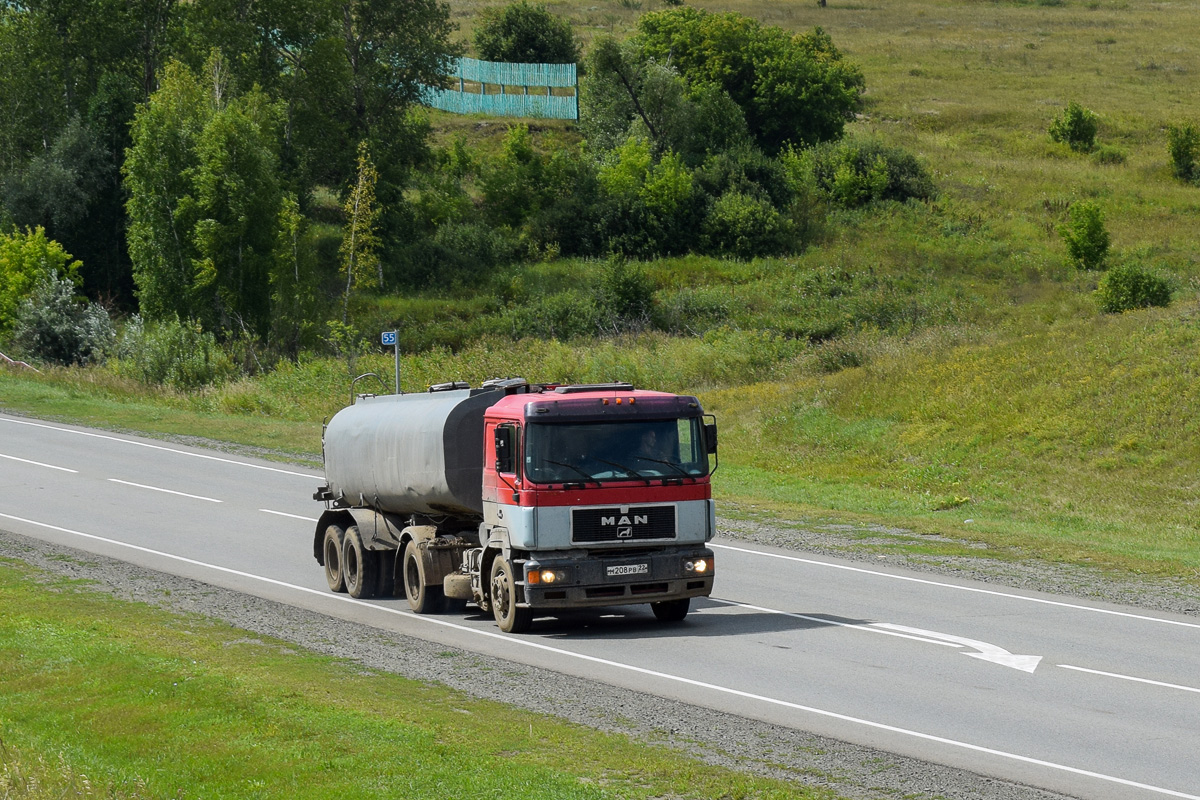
top-left (8, 512), bottom-right (1197, 800)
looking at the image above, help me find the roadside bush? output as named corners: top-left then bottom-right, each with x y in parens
top-left (0, 226), bottom-right (82, 337)
top-left (1049, 101), bottom-right (1098, 153)
top-left (113, 314), bottom-right (237, 390)
top-left (1095, 262), bottom-right (1171, 313)
top-left (701, 191), bottom-right (793, 259)
top-left (12, 271), bottom-right (115, 365)
top-left (1059, 201), bottom-right (1110, 271)
top-left (789, 139), bottom-right (936, 209)
top-left (1167, 121), bottom-right (1199, 183)
top-left (474, 1), bottom-right (580, 64)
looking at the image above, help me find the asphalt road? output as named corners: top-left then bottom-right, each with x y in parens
top-left (2, 412), bottom-right (1197, 800)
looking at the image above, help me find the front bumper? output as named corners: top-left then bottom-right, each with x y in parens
top-left (520, 547), bottom-right (714, 609)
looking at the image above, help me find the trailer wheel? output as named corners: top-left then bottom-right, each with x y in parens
top-left (343, 526), bottom-right (378, 599)
top-left (489, 557), bottom-right (532, 634)
top-left (322, 524), bottom-right (346, 593)
top-left (651, 598), bottom-right (690, 623)
top-left (402, 540), bottom-right (446, 614)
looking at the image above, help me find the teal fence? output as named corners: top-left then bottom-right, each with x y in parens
top-left (421, 57), bottom-right (578, 120)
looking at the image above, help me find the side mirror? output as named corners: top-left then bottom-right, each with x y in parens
top-left (704, 422), bottom-right (718, 454)
top-left (494, 425), bottom-right (514, 474)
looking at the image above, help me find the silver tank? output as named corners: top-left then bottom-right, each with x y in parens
top-left (323, 388), bottom-right (499, 518)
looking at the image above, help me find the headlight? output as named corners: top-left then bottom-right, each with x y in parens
top-left (684, 558), bottom-right (711, 574)
top-left (526, 568), bottom-right (568, 585)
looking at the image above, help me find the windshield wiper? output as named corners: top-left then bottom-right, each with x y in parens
top-left (542, 459), bottom-right (600, 486)
top-left (594, 457), bottom-right (651, 485)
top-left (630, 456), bottom-right (690, 476)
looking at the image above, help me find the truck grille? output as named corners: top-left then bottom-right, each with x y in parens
top-left (572, 505), bottom-right (676, 543)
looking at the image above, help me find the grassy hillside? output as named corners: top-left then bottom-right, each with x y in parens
top-left (4, 0), bottom-right (1199, 584)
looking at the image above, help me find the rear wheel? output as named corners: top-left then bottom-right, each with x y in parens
top-left (403, 540), bottom-right (446, 614)
top-left (489, 556), bottom-right (532, 633)
top-left (322, 524), bottom-right (346, 593)
top-left (343, 526), bottom-right (378, 599)
top-left (651, 597), bottom-right (690, 623)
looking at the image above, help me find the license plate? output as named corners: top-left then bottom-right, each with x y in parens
top-left (606, 563), bottom-right (649, 577)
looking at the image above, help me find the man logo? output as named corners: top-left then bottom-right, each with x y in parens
top-left (617, 527), bottom-right (633, 538)
top-left (601, 514), bottom-right (648, 527)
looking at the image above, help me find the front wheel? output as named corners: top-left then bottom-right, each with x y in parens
top-left (489, 556), bottom-right (533, 634)
top-left (403, 540), bottom-right (446, 614)
top-left (651, 597), bottom-right (690, 623)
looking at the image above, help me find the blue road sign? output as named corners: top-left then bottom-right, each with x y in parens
top-left (381, 331), bottom-right (397, 346)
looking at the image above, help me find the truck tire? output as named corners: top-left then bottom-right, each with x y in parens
top-left (322, 524), bottom-right (346, 593)
top-left (343, 526), bottom-right (378, 599)
top-left (651, 598), bottom-right (690, 623)
top-left (402, 540), bottom-right (446, 614)
top-left (489, 556), bottom-right (532, 633)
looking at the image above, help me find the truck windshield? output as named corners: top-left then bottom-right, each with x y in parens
top-left (524, 418), bottom-right (709, 484)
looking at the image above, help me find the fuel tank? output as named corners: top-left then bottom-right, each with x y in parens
top-left (322, 387), bottom-right (499, 518)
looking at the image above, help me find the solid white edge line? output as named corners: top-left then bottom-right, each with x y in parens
top-left (260, 509), bottom-right (320, 522)
top-left (710, 542), bottom-right (1200, 630)
top-left (0, 416), bottom-right (314, 479)
top-left (2, 511), bottom-right (1197, 800)
top-left (107, 478), bottom-right (222, 503)
top-left (1058, 665), bottom-right (1200, 695)
top-left (0, 452), bottom-right (78, 473)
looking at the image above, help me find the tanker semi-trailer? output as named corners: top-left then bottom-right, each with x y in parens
top-left (312, 378), bottom-right (717, 632)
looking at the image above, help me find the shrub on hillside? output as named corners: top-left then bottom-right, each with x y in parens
top-left (1095, 262), bottom-right (1171, 313)
top-left (635, 9), bottom-right (865, 153)
top-left (702, 192), bottom-right (794, 259)
top-left (1090, 145), bottom-right (1126, 166)
top-left (12, 272), bottom-right (115, 365)
top-left (694, 146), bottom-right (793, 210)
top-left (474, 1), bottom-right (579, 64)
top-left (1059, 201), bottom-right (1110, 270)
top-left (788, 139), bottom-right (936, 209)
top-left (1167, 121), bottom-right (1199, 183)
top-left (597, 257), bottom-right (655, 332)
top-left (1049, 101), bottom-right (1098, 153)
top-left (500, 290), bottom-right (600, 340)
top-left (113, 315), bottom-right (237, 390)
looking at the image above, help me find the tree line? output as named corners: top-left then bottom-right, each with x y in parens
top-left (3, 0), bottom-right (938, 371)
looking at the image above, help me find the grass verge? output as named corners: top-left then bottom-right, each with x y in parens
top-left (0, 558), bottom-right (833, 800)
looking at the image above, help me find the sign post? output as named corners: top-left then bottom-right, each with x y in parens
top-left (381, 330), bottom-right (399, 394)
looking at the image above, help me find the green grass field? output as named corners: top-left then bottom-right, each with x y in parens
top-left (0, 559), bottom-right (830, 800)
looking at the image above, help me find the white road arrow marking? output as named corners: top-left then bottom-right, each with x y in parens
top-left (872, 623), bottom-right (1042, 673)
top-left (709, 598), bottom-right (1044, 672)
